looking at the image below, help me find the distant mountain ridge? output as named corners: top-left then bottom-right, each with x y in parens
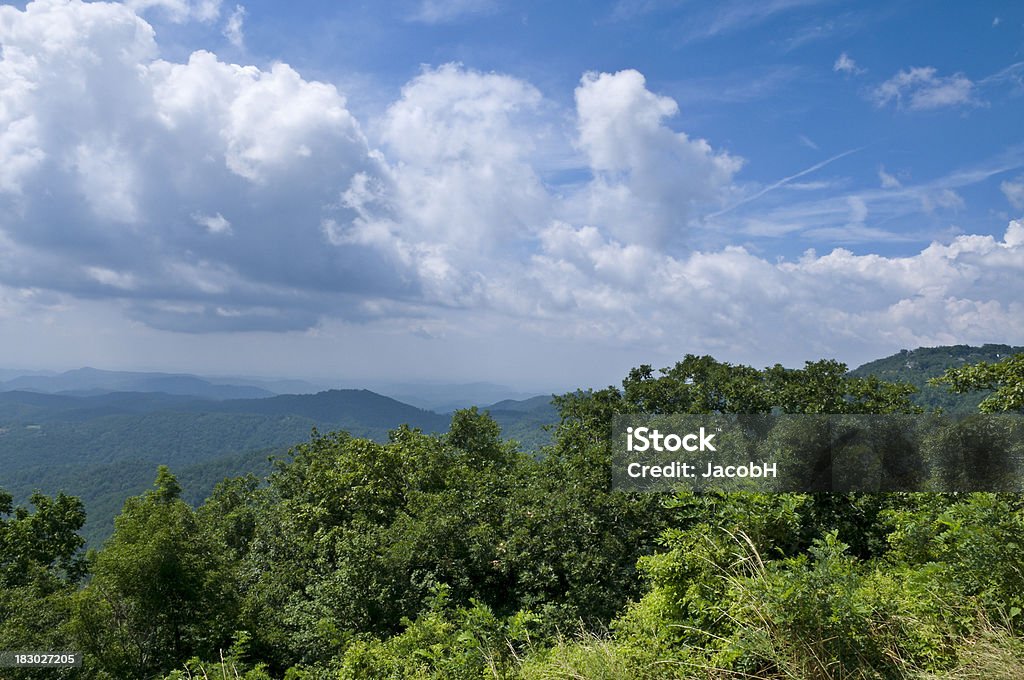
top-left (362, 381), bottom-right (548, 412)
top-left (0, 367), bottom-right (549, 410)
top-left (0, 386), bottom-right (556, 545)
top-left (0, 367), bottom-right (275, 400)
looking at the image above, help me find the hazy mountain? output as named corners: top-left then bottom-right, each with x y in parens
top-left (484, 395), bottom-right (558, 451)
top-left (179, 389), bottom-right (453, 431)
top-left (486, 395), bottom-right (557, 413)
top-left (0, 367), bottom-right (274, 399)
top-left (0, 368), bottom-right (56, 381)
top-left (203, 376), bottom-right (330, 394)
top-left (365, 381), bottom-right (550, 412)
top-left (0, 390), bottom-right (214, 422)
top-left (0, 368), bottom-right (559, 408)
top-left (0, 388), bottom-right (514, 545)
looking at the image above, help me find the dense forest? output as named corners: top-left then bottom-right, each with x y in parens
top-left (849, 344), bottom-right (1024, 414)
top-left (0, 390), bottom-right (556, 546)
top-left (2, 350), bottom-right (1023, 678)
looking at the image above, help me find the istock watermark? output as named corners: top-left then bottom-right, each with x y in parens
top-left (611, 413), bottom-right (1024, 493)
top-left (625, 426), bottom-right (718, 452)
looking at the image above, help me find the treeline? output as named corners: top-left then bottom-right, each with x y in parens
top-left (0, 389), bottom-right (557, 547)
top-left (849, 343), bottom-right (1024, 413)
top-left (1, 354), bottom-right (1023, 678)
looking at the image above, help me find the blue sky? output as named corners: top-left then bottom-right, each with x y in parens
top-left (0, 0), bottom-right (1022, 390)
top-left (179, 0), bottom-right (1024, 258)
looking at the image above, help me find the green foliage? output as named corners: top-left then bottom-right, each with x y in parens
top-left (930, 352), bottom-right (1024, 413)
top-left (0, 489), bottom-right (86, 588)
top-left (338, 584), bottom-right (537, 679)
top-left (4, 349), bottom-right (1024, 679)
top-left (884, 493), bottom-right (1024, 628)
top-left (601, 490), bottom-right (1024, 679)
top-left (0, 389), bottom-right (556, 547)
top-left (238, 408), bottom-right (666, 673)
top-left (161, 632), bottom-right (274, 680)
top-left (617, 354), bottom-right (920, 417)
top-left (0, 488), bottom-right (86, 680)
top-left (851, 344), bottom-right (1024, 413)
top-left (517, 632), bottom-right (635, 680)
top-left (72, 467), bottom-right (236, 678)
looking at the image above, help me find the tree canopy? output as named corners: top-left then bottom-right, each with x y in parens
top-left (1, 352), bottom-right (1023, 678)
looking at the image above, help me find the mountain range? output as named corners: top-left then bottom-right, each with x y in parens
top-left (0, 384), bottom-right (557, 545)
top-left (1, 344), bottom-right (1020, 545)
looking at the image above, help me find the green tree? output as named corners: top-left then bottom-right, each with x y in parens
top-left (1, 489), bottom-right (87, 589)
top-left (930, 352), bottom-right (1024, 413)
top-left (71, 466), bottom-right (231, 678)
top-left (0, 488), bottom-right (87, 678)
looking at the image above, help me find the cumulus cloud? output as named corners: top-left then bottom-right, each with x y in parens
top-left (334, 63), bottom-right (554, 305)
top-left (873, 66), bottom-right (977, 110)
top-left (504, 220), bottom-right (1024, 362)
top-left (1, 0), bottom-right (1021, 365)
top-left (377, 64), bottom-right (548, 250)
top-left (0, 0), bottom-right (401, 332)
top-left (573, 69), bottom-right (742, 245)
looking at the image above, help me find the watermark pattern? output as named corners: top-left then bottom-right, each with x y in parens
top-left (0, 651), bottom-right (83, 668)
top-left (612, 414), bottom-right (1024, 493)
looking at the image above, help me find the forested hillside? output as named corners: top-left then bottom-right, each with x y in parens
top-left (850, 343), bottom-right (1024, 412)
top-left (0, 389), bottom-right (554, 545)
top-left (2, 350), bottom-right (1023, 679)
top-left (0, 344), bottom-right (1016, 547)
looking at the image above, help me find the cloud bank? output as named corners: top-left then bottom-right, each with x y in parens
top-left (1, 0), bottom-right (1022, 371)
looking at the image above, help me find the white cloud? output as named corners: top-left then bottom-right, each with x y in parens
top-left (833, 52), bottom-right (862, 75)
top-left (222, 4), bottom-right (245, 48)
top-left (193, 212), bottom-right (232, 234)
top-left (503, 220), bottom-right (1024, 363)
top-left (373, 64), bottom-right (550, 260)
top-left (71, 141), bottom-right (140, 223)
top-left (878, 166), bottom-right (901, 189)
top-left (0, 117), bottom-right (45, 194)
top-left (1002, 176), bottom-right (1024, 210)
top-left (873, 66), bottom-right (977, 110)
top-left (0, 0), bottom-right (389, 332)
top-left (574, 69), bottom-right (742, 245)
top-left (149, 52), bottom-right (367, 185)
top-left (1, 0), bottom-right (1021, 368)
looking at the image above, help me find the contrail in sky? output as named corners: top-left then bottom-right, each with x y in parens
top-left (709, 147), bottom-right (862, 218)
